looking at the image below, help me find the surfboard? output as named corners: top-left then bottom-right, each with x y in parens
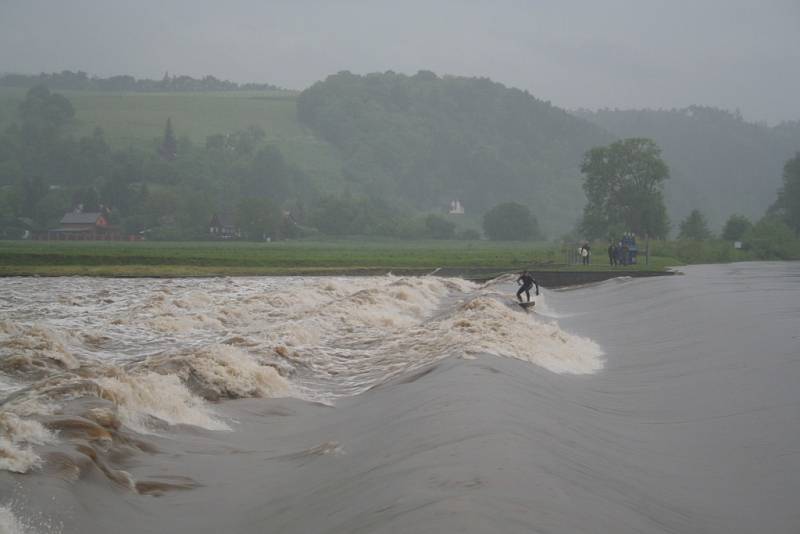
top-left (517, 301), bottom-right (535, 310)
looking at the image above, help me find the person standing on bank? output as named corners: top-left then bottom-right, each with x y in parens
top-left (516, 271), bottom-right (540, 303)
top-left (581, 243), bottom-right (591, 265)
top-left (608, 242), bottom-right (616, 266)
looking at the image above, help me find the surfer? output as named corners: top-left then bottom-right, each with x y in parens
top-left (516, 271), bottom-right (540, 303)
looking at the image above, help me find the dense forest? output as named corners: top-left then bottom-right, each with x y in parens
top-left (297, 71), bottom-right (611, 235)
top-left (576, 107), bottom-right (800, 230)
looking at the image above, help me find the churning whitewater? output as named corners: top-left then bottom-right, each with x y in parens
top-left (0, 275), bottom-right (601, 477)
top-left (2, 264), bottom-right (798, 534)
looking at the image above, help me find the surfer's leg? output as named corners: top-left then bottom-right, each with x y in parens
top-left (516, 286), bottom-right (524, 301)
top-left (525, 288), bottom-right (531, 302)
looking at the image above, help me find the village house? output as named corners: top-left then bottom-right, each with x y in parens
top-left (448, 200), bottom-right (465, 215)
top-left (43, 210), bottom-right (122, 241)
top-left (208, 213), bottom-right (241, 239)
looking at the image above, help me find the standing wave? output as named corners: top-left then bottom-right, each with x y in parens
top-left (0, 274), bottom-right (603, 520)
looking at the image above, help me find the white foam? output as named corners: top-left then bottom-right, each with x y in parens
top-left (0, 506), bottom-right (28, 534)
top-left (457, 297), bottom-right (603, 372)
top-left (139, 344), bottom-right (291, 400)
top-left (0, 503), bottom-right (60, 534)
top-left (0, 275), bottom-right (603, 413)
top-left (277, 282), bottom-right (603, 400)
top-left (0, 322), bottom-right (80, 370)
top-left (93, 372), bottom-right (229, 433)
top-left (524, 293), bottom-right (576, 319)
top-left (0, 413), bottom-right (56, 474)
top-left (0, 437), bottom-right (42, 474)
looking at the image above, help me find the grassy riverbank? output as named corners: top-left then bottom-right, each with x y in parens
top-left (0, 239), bottom-right (676, 278)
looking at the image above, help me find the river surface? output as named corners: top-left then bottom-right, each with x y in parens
top-left (0, 262), bottom-right (798, 533)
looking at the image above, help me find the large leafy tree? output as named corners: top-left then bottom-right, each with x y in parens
top-left (678, 209), bottom-right (712, 240)
top-left (18, 84), bottom-right (74, 130)
top-left (483, 202), bottom-right (541, 241)
top-left (771, 152), bottom-right (800, 235)
top-left (721, 214), bottom-right (752, 241)
top-left (579, 138), bottom-right (670, 239)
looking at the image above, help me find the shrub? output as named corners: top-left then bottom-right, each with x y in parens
top-left (483, 202), bottom-right (541, 241)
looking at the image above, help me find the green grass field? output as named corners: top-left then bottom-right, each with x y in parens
top-left (0, 239), bottom-right (674, 278)
top-left (0, 87), bottom-right (344, 186)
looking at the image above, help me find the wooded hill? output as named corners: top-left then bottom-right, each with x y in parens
top-left (298, 71), bottom-right (611, 235)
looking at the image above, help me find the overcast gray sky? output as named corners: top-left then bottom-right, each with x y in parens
top-left (1, 0), bottom-right (799, 123)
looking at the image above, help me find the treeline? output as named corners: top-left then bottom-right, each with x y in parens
top-left (297, 70), bottom-right (611, 236)
top-left (1, 85), bottom-right (521, 242)
top-left (0, 71), bottom-right (280, 92)
top-left (576, 133), bottom-right (800, 261)
top-left (576, 106), bottom-right (800, 230)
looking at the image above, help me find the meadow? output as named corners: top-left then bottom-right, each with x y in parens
top-left (0, 87), bottom-right (344, 185)
top-left (0, 239), bottom-right (676, 278)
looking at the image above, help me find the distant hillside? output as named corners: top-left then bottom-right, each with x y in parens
top-left (576, 107), bottom-right (800, 231)
top-left (0, 86), bottom-right (344, 191)
top-left (0, 71), bottom-right (280, 92)
top-left (8, 70), bottom-right (795, 237)
top-left (298, 71), bottom-right (612, 236)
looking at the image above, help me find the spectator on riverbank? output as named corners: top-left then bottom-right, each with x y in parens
top-left (580, 243), bottom-right (591, 265)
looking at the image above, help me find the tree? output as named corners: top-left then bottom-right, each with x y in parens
top-left (13, 86), bottom-right (76, 188)
top-left (18, 85), bottom-right (74, 130)
top-left (579, 138), bottom-right (670, 239)
top-left (74, 127), bottom-right (112, 187)
top-left (176, 188), bottom-right (213, 238)
top-left (19, 176), bottom-right (47, 217)
top-left (241, 146), bottom-right (292, 201)
top-left (457, 228), bottom-right (481, 240)
top-left (678, 209), bottom-right (712, 240)
top-left (310, 194), bottom-right (403, 237)
top-left (159, 117), bottom-right (178, 160)
top-left (33, 188), bottom-right (71, 228)
top-left (722, 214), bottom-right (752, 241)
top-left (424, 214), bottom-right (455, 239)
top-left (311, 195), bottom-right (357, 236)
top-left (483, 202), bottom-right (541, 241)
top-left (771, 152), bottom-right (800, 235)
top-left (743, 216), bottom-right (800, 260)
top-left (237, 197), bottom-right (281, 240)
top-left (71, 187), bottom-right (100, 211)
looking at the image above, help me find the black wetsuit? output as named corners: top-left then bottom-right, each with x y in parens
top-left (516, 273), bottom-right (539, 302)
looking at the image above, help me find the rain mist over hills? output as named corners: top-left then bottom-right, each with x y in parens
top-left (0, 0), bottom-right (799, 238)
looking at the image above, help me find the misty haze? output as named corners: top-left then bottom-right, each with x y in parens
top-left (1, 2), bottom-right (799, 533)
